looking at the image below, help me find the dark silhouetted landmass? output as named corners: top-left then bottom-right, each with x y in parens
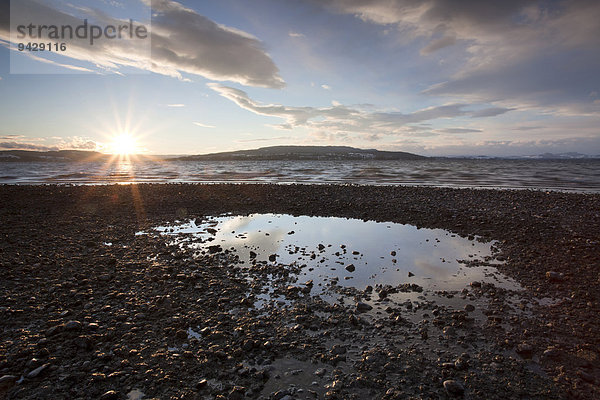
top-left (0, 150), bottom-right (110, 162)
top-left (174, 146), bottom-right (427, 161)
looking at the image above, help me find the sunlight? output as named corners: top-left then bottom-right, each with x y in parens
top-left (109, 133), bottom-right (139, 155)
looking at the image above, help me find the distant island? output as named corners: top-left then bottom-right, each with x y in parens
top-left (174, 146), bottom-right (426, 161)
top-left (1, 146), bottom-right (598, 162)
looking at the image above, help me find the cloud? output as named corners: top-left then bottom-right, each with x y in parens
top-left (321, 84), bottom-right (332, 90)
top-left (436, 128), bottom-right (482, 134)
top-left (193, 122), bottom-right (216, 128)
top-left (0, 0), bottom-right (284, 87)
top-left (208, 83), bottom-right (503, 139)
top-left (0, 136), bottom-right (101, 151)
top-left (321, 0), bottom-right (600, 114)
top-left (289, 32), bottom-right (305, 38)
top-left (167, 104), bottom-right (185, 108)
top-left (420, 35), bottom-right (456, 55)
top-left (470, 107), bottom-right (514, 118)
top-left (236, 136), bottom-right (292, 143)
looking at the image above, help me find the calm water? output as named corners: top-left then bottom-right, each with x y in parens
top-left (140, 213), bottom-right (518, 296)
top-left (1, 159), bottom-right (599, 192)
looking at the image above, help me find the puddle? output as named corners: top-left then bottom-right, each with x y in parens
top-left (141, 213), bottom-right (520, 298)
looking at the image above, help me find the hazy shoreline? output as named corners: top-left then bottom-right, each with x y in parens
top-left (1, 184), bottom-right (598, 399)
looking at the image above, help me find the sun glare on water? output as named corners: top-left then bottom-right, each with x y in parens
top-left (110, 133), bottom-right (139, 155)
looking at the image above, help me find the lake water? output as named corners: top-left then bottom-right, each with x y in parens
top-left (1, 158), bottom-right (599, 192)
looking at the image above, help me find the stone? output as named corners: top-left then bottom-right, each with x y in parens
top-left (516, 343), bottom-right (534, 358)
top-left (443, 380), bottom-right (464, 396)
top-left (26, 363), bottom-right (50, 379)
top-left (100, 390), bottom-right (120, 400)
top-left (356, 302), bottom-right (373, 313)
top-left (229, 386), bottom-right (246, 400)
top-left (345, 264), bottom-right (355, 272)
top-left (464, 304), bottom-right (475, 312)
top-left (407, 271), bottom-right (414, 277)
top-left (0, 375), bottom-right (18, 390)
top-left (546, 271), bottom-right (564, 282)
top-left (268, 254), bottom-right (277, 262)
top-left (65, 320), bottom-right (82, 331)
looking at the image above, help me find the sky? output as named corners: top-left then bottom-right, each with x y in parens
top-left (0, 0), bottom-right (599, 156)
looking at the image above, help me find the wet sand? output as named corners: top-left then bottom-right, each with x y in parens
top-left (0, 184), bottom-right (598, 399)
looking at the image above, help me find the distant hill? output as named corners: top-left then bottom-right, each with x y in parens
top-left (175, 146), bottom-right (427, 161)
top-left (0, 150), bottom-right (111, 162)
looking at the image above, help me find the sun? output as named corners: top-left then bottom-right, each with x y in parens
top-left (109, 133), bottom-right (139, 155)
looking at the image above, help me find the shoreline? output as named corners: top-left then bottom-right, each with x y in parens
top-left (1, 184), bottom-right (599, 399)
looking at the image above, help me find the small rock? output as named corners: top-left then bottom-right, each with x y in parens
top-left (345, 264), bottom-right (355, 272)
top-left (100, 390), bottom-right (120, 400)
top-left (356, 302), bottom-right (373, 313)
top-left (268, 254), bottom-right (277, 262)
top-left (249, 251), bottom-right (257, 259)
top-left (0, 375), bottom-right (18, 390)
top-left (64, 320), bottom-right (82, 331)
top-left (314, 368), bottom-right (326, 377)
top-left (26, 363), bottom-right (50, 379)
top-left (516, 343), bottom-right (534, 358)
top-left (208, 245), bottom-right (222, 253)
top-left (229, 386), bottom-right (246, 400)
top-left (464, 304), bottom-right (475, 312)
top-left (546, 271), bottom-right (564, 282)
top-left (443, 380), bottom-right (464, 396)
top-left (407, 271), bottom-right (414, 277)
top-left (196, 379), bottom-right (208, 389)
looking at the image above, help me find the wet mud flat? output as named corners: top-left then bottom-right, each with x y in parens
top-left (0, 184), bottom-right (599, 399)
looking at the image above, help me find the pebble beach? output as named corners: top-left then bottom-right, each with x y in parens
top-left (1, 183), bottom-right (599, 399)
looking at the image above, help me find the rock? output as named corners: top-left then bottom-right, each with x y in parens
top-left (64, 321), bottom-right (81, 331)
top-left (443, 380), bottom-right (465, 396)
top-left (577, 370), bottom-right (595, 383)
top-left (249, 251), bottom-right (257, 259)
top-left (127, 389), bottom-right (144, 400)
top-left (100, 390), bottom-right (120, 400)
top-left (546, 271), bottom-right (564, 282)
top-left (345, 264), bottom-right (355, 272)
top-left (390, 251), bottom-right (396, 256)
top-left (196, 379), bottom-right (208, 389)
top-left (356, 302), bottom-right (373, 313)
top-left (208, 245), bottom-right (222, 254)
top-left (268, 254), bottom-right (277, 262)
top-left (543, 348), bottom-right (561, 358)
top-left (0, 375), bottom-right (18, 390)
top-left (46, 324), bottom-right (63, 336)
top-left (464, 304), bottom-right (475, 312)
top-left (470, 281), bottom-right (481, 288)
top-left (229, 386), bottom-right (246, 400)
top-left (315, 368), bottom-right (326, 377)
top-left (407, 271), bottom-right (414, 277)
top-left (516, 343), bottom-right (534, 358)
top-left (26, 363), bottom-right (50, 379)
top-left (454, 357), bottom-right (469, 370)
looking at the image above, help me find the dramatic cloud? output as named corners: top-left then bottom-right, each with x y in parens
top-left (0, 0), bottom-right (284, 87)
top-left (321, 0), bottom-right (600, 114)
top-left (209, 83), bottom-right (504, 138)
